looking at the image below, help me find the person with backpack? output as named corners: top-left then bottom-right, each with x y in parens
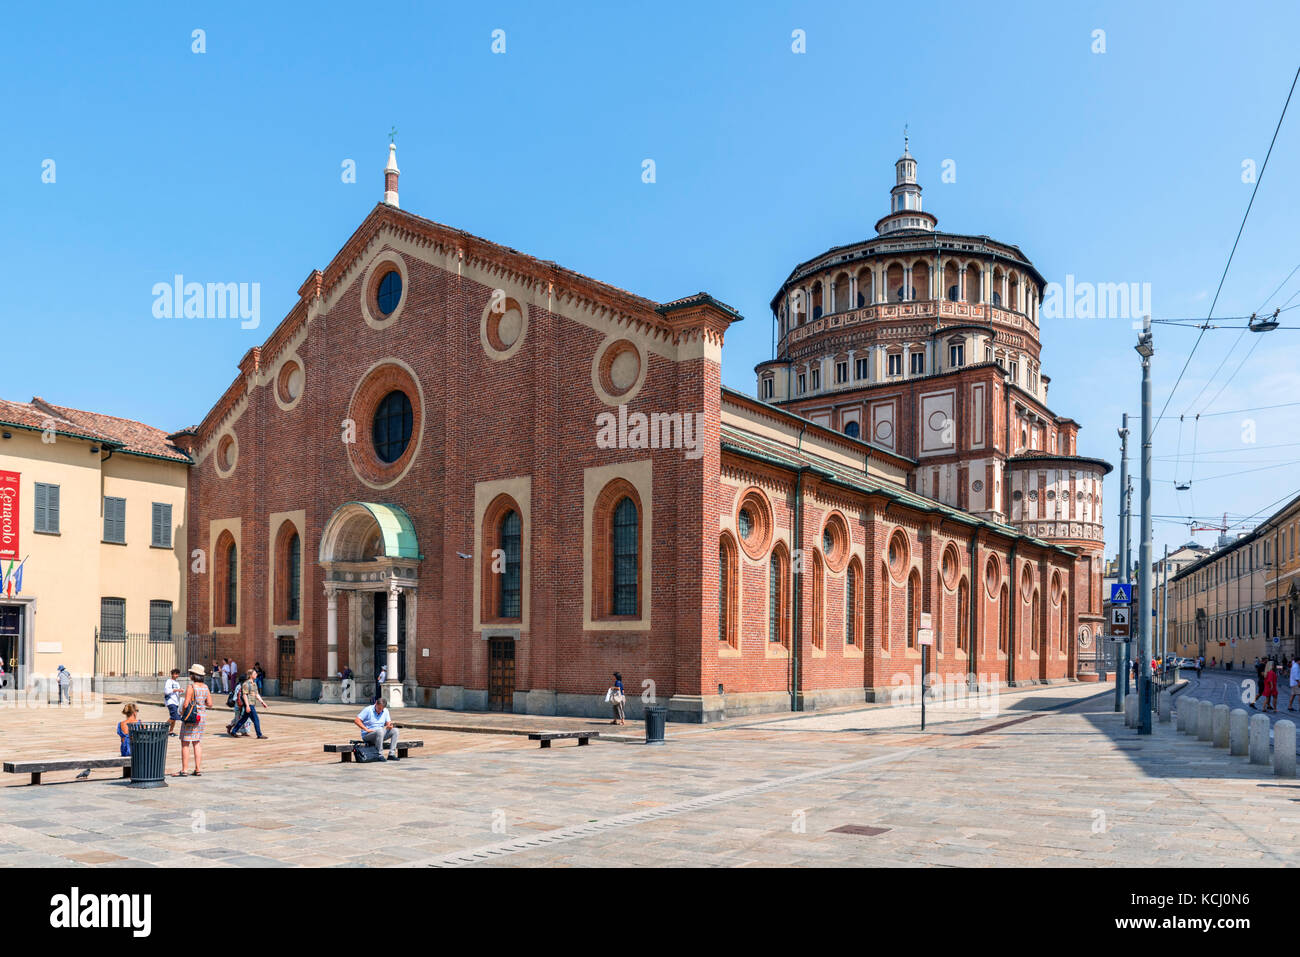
top-left (176, 664), bottom-right (212, 777)
top-left (228, 668), bottom-right (269, 739)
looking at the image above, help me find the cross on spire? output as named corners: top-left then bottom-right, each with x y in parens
top-left (388, 126), bottom-right (398, 144)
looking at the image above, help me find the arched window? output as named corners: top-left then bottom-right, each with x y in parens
top-left (1031, 591), bottom-right (1041, 652)
top-left (906, 571), bottom-right (919, 649)
top-left (286, 532), bottom-right (301, 622)
top-left (769, 547), bottom-right (789, 645)
top-left (499, 510), bottom-right (522, 619)
top-left (1060, 602), bottom-right (1068, 654)
top-left (846, 561), bottom-right (859, 646)
top-left (719, 534), bottom-right (738, 646)
top-left (998, 584), bottom-right (1009, 653)
top-left (957, 579), bottom-right (969, 653)
top-left (225, 539), bottom-right (238, 626)
top-left (844, 420), bottom-right (860, 439)
top-left (811, 551), bottom-right (825, 650)
top-left (612, 497), bottom-right (639, 616)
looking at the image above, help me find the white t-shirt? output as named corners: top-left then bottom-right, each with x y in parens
top-left (1290, 661), bottom-right (1299, 686)
top-left (164, 678), bottom-right (181, 707)
top-left (377, 667), bottom-right (387, 683)
top-left (228, 661), bottom-right (238, 678)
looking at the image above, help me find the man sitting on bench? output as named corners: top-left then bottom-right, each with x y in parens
top-left (354, 698), bottom-right (400, 761)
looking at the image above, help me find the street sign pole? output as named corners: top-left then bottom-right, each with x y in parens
top-left (918, 612), bottom-right (933, 731)
top-left (1115, 415), bottom-right (1130, 713)
top-left (1137, 316), bottom-right (1154, 735)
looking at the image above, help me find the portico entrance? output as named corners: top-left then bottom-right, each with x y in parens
top-left (317, 502), bottom-right (422, 706)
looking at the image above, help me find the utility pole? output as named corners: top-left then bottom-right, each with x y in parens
top-left (1115, 415), bottom-right (1130, 713)
top-left (1160, 544), bottom-right (1169, 664)
top-left (1136, 316), bottom-right (1155, 734)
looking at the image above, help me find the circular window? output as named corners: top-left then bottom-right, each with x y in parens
top-left (275, 358), bottom-right (304, 409)
top-left (215, 432), bottom-right (238, 478)
top-left (1028, 489), bottom-right (1038, 501)
top-left (972, 479), bottom-right (984, 493)
top-left (482, 292), bottom-right (529, 360)
top-left (593, 338), bottom-right (646, 406)
top-left (1046, 490), bottom-right (1055, 501)
top-left (928, 411), bottom-right (948, 431)
top-left (822, 512), bottom-right (850, 571)
top-left (1012, 490), bottom-right (1023, 501)
top-left (985, 554), bottom-right (1001, 598)
top-left (735, 488), bottom-right (773, 561)
top-left (875, 420), bottom-right (893, 442)
top-left (1076, 491), bottom-right (1084, 501)
top-left (346, 360), bottom-right (424, 490)
top-left (372, 390), bottom-right (413, 463)
top-left (376, 270), bottom-right (402, 316)
top-left (941, 544), bottom-right (960, 590)
top-left (887, 530), bottom-right (909, 583)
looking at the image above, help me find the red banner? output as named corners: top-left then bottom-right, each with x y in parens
top-left (0, 471), bottom-right (18, 561)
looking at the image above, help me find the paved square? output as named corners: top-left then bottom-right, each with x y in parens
top-left (2, 685), bottom-right (1296, 867)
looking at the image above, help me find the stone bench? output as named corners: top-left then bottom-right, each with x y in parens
top-left (3, 756), bottom-right (132, 786)
top-left (528, 731), bottom-right (599, 749)
top-left (323, 740), bottom-right (424, 763)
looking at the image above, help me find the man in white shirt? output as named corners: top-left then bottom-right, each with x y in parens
top-left (1288, 658), bottom-right (1300, 712)
top-left (228, 659), bottom-right (239, 695)
top-left (164, 668), bottom-right (183, 737)
top-left (353, 698), bottom-right (399, 760)
top-left (375, 665), bottom-right (387, 703)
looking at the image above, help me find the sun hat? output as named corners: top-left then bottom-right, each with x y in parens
top-left (188, 664), bottom-right (206, 676)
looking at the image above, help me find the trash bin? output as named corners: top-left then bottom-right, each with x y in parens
top-left (128, 721), bottom-right (169, 788)
top-left (644, 704), bottom-right (667, 745)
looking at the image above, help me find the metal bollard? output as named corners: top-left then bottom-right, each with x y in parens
top-left (1229, 709), bottom-right (1249, 756)
top-left (1212, 704), bottom-right (1230, 748)
top-left (1274, 721), bottom-right (1297, 778)
top-left (1249, 713), bottom-right (1272, 765)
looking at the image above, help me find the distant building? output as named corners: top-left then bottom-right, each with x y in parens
top-left (0, 397), bottom-right (189, 690)
top-left (1170, 501), bottom-right (1300, 668)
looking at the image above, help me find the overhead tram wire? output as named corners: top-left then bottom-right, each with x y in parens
top-left (1150, 63), bottom-right (1300, 440)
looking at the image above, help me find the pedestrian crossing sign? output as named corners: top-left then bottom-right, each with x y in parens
top-left (1109, 583), bottom-right (1132, 605)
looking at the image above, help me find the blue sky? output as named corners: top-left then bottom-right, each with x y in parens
top-left (3, 0), bottom-right (1298, 564)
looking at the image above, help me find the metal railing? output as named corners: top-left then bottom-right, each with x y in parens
top-left (93, 629), bottom-right (218, 678)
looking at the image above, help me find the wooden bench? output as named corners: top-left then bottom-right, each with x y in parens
top-left (3, 757), bottom-right (132, 786)
top-left (528, 731), bottom-right (600, 749)
top-left (323, 740), bottom-right (424, 763)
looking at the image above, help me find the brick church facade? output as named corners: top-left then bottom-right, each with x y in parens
top-left (178, 142), bottom-right (1109, 721)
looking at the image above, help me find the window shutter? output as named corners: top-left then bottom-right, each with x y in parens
top-left (34, 484), bottom-right (47, 533)
top-left (151, 504), bottom-right (161, 546)
top-left (48, 484), bottom-right (59, 533)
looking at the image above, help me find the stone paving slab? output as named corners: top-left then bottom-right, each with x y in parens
top-left (3, 684), bottom-right (1296, 867)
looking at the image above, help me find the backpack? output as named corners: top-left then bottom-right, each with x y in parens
top-left (352, 741), bottom-right (385, 763)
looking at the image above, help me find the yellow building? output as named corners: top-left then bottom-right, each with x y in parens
top-left (1261, 494), bottom-right (1300, 658)
top-left (1170, 501), bottom-right (1300, 670)
top-left (0, 397), bottom-right (189, 692)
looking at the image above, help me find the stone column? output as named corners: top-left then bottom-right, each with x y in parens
top-left (318, 583), bottom-right (343, 704)
top-left (384, 581), bottom-right (404, 707)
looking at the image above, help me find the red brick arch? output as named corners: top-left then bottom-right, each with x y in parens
top-left (273, 520), bottom-right (301, 625)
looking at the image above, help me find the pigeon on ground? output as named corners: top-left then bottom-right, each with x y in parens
top-left (75, 769), bottom-right (90, 779)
